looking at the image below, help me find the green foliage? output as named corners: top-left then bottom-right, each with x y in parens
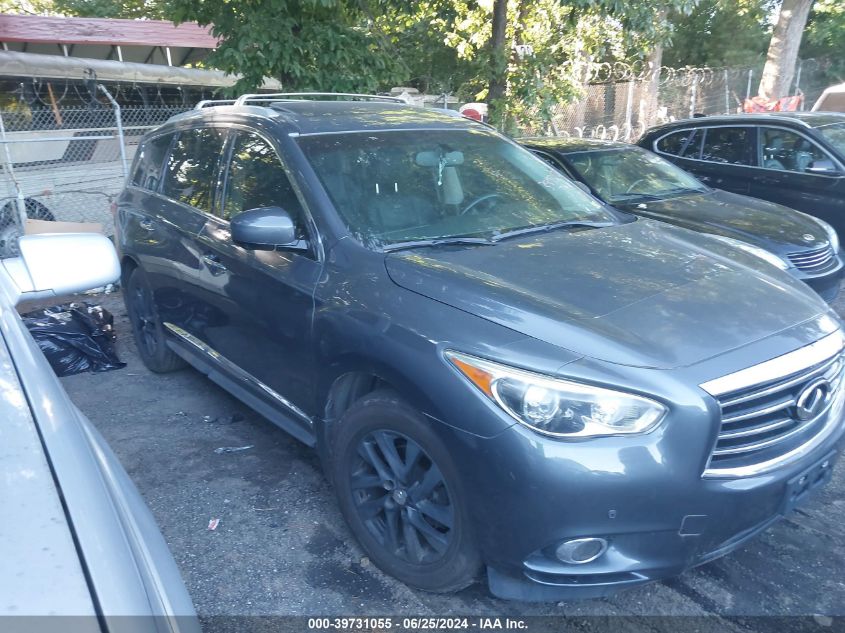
top-left (663, 0), bottom-right (772, 68)
top-left (802, 0), bottom-right (845, 82)
top-left (167, 0), bottom-right (411, 93)
top-left (52, 0), bottom-right (169, 19)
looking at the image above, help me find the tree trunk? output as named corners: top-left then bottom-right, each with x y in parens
top-left (487, 0), bottom-right (508, 127)
top-left (758, 0), bottom-right (814, 99)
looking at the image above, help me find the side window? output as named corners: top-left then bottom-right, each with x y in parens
top-left (161, 127), bottom-right (227, 212)
top-left (759, 128), bottom-right (830, 173)
top-left (700, 127), bottom-right (753, 165)
top-left (655, 129), bottom-right (703, 159)
top-left (221, 132), bottom-right (307, 235)
top-left (130, 134), bottom-right (173, 191)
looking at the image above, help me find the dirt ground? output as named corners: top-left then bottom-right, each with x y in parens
top-left (53, 289), bottom-right (845, 626)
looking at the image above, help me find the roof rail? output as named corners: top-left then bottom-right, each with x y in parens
top-left (195, 99), bottom-right (237, 110)
top-left (233, 92), bottom-right (407, 106)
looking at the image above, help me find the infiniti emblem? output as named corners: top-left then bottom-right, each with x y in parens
top-left (802, 233), bottom-right (815, 242)
top-left (795, 378), bottom-right (831, 421)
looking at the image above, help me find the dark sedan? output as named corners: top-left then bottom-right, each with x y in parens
top-left (522, 137), bottom-right (844, 301)
top-left (636, 113), bottom-right (845, 240)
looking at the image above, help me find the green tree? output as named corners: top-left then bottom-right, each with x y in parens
top-left (663, 0), bottom-right (772, 68)
top-left (52, 0), bottom-right (169, 19)
top-left (802, 0), bottom-right (845, 82)
top-left (167, 0), bottom-right (410, 94)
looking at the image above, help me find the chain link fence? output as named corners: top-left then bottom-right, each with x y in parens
top-left (0, 58), bottom-right (836, 257)
top-left (0, 88), bottom-right (190, 257)
top-left (543, 58), bottom-right (834, 142)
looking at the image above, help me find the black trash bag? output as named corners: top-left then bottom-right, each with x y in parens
top-left (22, 302), bottom-right (126, 377)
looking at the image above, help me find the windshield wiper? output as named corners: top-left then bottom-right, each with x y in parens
top-left (492, 220), bottom-right (615, 242)
top-left (382, 236), bottom-right (494, 252)
top-left (611, 187), bottom-right (703, 202)
top-left (609, 192), bottom-right (665, 202)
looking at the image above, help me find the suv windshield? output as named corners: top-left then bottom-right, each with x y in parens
top-left (297, 129), bottom-right (618, 247)
top-left (818, 122), bottom-right (845, 157)
top-left (565, 147), bottom-right (709, 203)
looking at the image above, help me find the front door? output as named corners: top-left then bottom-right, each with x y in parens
top-left (748, 126), bottom-right (845, 239)
top-left (191, 128), bottom-right (322, 420)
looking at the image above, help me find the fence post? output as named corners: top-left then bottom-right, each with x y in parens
top-left (724, 69), bottom-right (730, 114)
top-left (624, 81), bottom-right (634, 141)
top-left (98, 84), bottom-right (129, 181)
top-left (689, 73), bottom-right (698, 118)
top-left (794, 60), bottom-right (803, 110)
top-left (0, 111), bottom-right (28, 231)
top-left (746, 69), bottom-right (753, 101)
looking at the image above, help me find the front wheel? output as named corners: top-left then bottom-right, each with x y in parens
top-left (331, 390), bottom-right (481, 593)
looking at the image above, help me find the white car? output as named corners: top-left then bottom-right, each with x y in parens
top-left (0, 233), bottom-right (199, 629)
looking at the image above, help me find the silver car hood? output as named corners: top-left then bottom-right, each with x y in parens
top-left (0, 322), bottom-right (97, 618)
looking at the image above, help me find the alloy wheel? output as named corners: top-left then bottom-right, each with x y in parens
top-left (350, 430), bottom-right (455, 565)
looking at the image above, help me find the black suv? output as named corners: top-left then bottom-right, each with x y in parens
top-left (117, 95), bottom-right (845, 601)
top-left (638, 113), bottom-right (845, 238)
top-left (521, 137), bottom-right (843, 301)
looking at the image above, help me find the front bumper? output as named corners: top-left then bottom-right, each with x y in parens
top-left (445, 403), bottom-right (845, 602)
top-left (796, 257), bottom-right (844, 303)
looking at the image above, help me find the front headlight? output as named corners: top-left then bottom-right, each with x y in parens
top-left (708, 234), bottom-right (789, 270)
top-left (445, 351), bottom-right (666, 438)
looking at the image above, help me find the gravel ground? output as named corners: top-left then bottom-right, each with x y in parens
top-left (51, 289), bottom-right (845, 626)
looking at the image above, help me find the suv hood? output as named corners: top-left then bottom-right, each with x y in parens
top-left (385, 219), bottom-right (828, 369)
top-left (615, 189), bottom-right (828, 254)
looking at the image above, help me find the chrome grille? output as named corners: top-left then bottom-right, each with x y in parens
top-left (701, 332), bottom-right (845, 477)
top-left (786, 244), bottom-right (837, 274)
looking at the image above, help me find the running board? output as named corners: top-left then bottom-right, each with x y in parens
top-left (163, 323), bottom-right (316, 447)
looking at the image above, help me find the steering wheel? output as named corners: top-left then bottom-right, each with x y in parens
top-left (459, 193), bottom-right (503, 216)
top-left (625, 178), bottom-right (647, 194)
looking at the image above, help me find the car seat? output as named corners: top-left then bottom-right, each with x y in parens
top-left (763, 135), bottom-right (786, 170)
top-left (794, 139), bottom-right (815, 173)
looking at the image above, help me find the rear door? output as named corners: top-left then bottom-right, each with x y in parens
top-left (143, 126), bottom-right (229, 333)
top-left (652, 125), bottom-right (757, 194)
top-left (190, 128), bottom-right (322, 427)
top-left (119, 128), bottom-right (226, 334)
top-left (692, 126), bottom-right (757, 194)
top-left (749, 126), bottom-right (845, 237)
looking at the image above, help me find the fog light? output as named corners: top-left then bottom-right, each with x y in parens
top-left (555, 537), bottom-right (608, 564)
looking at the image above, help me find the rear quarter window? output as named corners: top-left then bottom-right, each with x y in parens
top-left (655, 129), bottom-right (703, 159)
top-left (130, 134), bottom-right (173, 191)
top-left (161, 127), bottom-right (227, 212)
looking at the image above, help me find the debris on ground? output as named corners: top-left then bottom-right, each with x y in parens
top-left (83, 283), bottom-right (117, 296)
top-left (204, 413), bottom-right (247, 424)
top-left (207, 518), bottom-right (220, 531)
top-left (21, 302), bottom-right (126, 377)
top-left (214, 445), bottom-right (254, 454)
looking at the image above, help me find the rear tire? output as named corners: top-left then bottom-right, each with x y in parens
top-left (331, 390), bottom-right (481, 593)
top-left (125, 266), bottom-right (185, 373)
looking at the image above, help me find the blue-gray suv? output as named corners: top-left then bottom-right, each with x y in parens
top-left (117, 95), bottom-right (845, 601)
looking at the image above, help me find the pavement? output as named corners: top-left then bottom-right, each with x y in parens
top-left (54, 289), bottom-right (845, 625)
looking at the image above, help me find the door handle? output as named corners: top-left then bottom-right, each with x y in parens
top-left (202, 253), bottom-right (228, 275)
top-left (139, 218), bottom-right (155, 231)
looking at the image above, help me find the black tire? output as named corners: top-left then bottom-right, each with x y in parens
top-left (0, 199), bottom-right (56, 257)
top-left (331, 390), bottom-right (481, 593)
top-left (124, 266), bottom-right (185, 373)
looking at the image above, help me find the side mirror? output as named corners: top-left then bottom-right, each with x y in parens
top-left (0, 233), bottom-right (120, 306)
top-left (230, 207), bottom-right (307, 251)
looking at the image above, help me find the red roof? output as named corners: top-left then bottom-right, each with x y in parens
top-left (0, 14), bottom-right (218, 49)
